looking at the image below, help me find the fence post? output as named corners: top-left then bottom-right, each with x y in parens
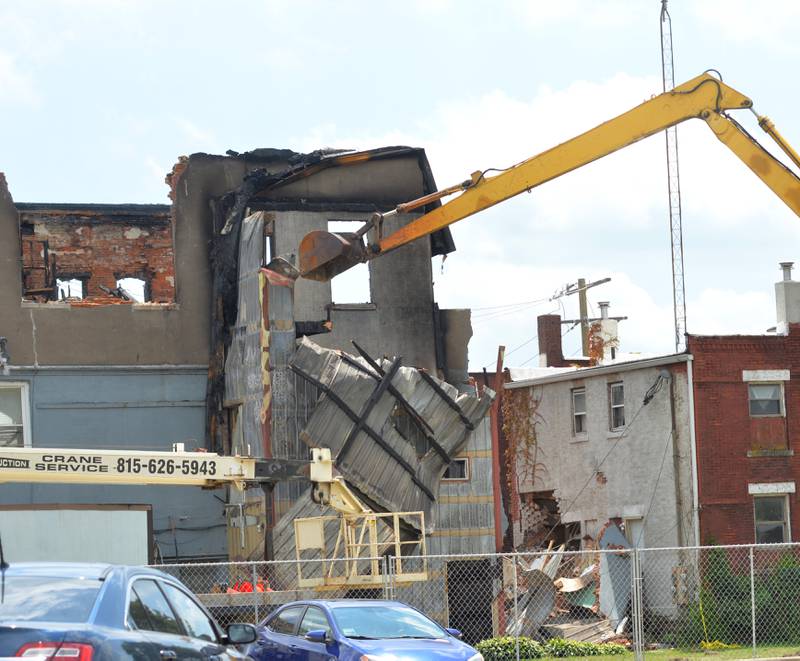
top-left (632, 548), bottom-right (644, 661)
top-left (749, 546), bottom-right (756, 658)
top-left (252, 562), bottom-right (259, 624)
top-left (513, 555), bottom-right (519, 661)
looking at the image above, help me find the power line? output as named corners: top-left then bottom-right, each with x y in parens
top-left (537, 373), bottom-right (666, 545)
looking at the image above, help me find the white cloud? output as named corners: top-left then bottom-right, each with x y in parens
top-left (511, 0), bottom-right (649, 30)
top-left (0, 52), bottom-right (38, 106)
top-left (691, 0), bottom-right (800, 54)
top-left (174, 118), bottom-right (219, 151)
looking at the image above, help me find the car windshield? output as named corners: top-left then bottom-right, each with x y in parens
top-left (331, 605), bottom-right (446, 640)
top-left (0, 576), bottom-right (102, 623)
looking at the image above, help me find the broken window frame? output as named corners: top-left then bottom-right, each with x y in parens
top-left (56, 274), bottom-right (89, 300)
top-left (571, 387), bottom-right (587, 435)
top-left (0, 382), bottom-right (31, 448)
top-left (747, 382), bottom-right (784, 417)
top-left (327, 218), bottom-right (372, 305)
top-left (608, 381), bottom-right (625, 431)
top-left (115, 276), bottom-right (151, 303)
top-left (442, 457), bottom-right (469, 481)
top-left (753, 494), bottom-right (790, 544)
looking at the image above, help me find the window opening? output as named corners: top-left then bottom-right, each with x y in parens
top-left (609, 382), bottom-right (625, 430)
top-left (748, 383), bottom-right (783, 416)
top-left (572, 387), bottom-right (586, 434)
top-left (328, 220), bottom-right (371, 304)
top-left (116, 277), bottom-right (148, 303)
top-left (56, 278), bottom-right (84, 300)
top-left (623, 517), bottom-right (645, 548)
top-left (391, 404), bottom-right (429, 457)
top-left (443, 457), bottom-right (469, 481)
top-left (0, 384), bottom-right (28, 447)
top-left (754, 495), bottom-right (789, 543)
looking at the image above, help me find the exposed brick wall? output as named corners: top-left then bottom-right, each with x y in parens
top-left (688, 325), bottom-right (800, 545)
top-left (19, 205), bottom-right (175, 303)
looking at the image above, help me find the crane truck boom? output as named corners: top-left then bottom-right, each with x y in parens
top-left (299, 71), bottom-right (800, 282)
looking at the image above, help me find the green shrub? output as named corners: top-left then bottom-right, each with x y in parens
top-left (475, 636), bottom-right (627, 660)
top-left (476, 636), bottom-right (544, 660)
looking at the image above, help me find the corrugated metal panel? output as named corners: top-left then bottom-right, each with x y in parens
top-left (290, 337), bottom-right (493, 528)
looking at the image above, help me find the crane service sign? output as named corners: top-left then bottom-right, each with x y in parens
top-left (0, 447), bottom-right (254, 487)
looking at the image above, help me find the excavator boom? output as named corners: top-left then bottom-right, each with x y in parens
top-left (299, 72), bottom-right (800, 281)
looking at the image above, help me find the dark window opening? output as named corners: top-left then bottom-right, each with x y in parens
top-left (391, 404), bottom-right (429, 457)
top-left (754, 495), bottom-right (789, 543)
top-left (748, 383), bottom-right (782, 416)
top-left (443, 457), bottom-right (469, 481)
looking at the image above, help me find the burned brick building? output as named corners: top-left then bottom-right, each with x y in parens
top-left (0, 147), bottom-right (499, 570)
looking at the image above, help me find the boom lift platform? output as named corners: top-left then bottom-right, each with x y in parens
top-left (0, 445), bottom-right (428, 588)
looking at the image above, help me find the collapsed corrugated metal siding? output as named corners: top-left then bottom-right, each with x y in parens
top-left (290, 337), bottom-right (493, 528)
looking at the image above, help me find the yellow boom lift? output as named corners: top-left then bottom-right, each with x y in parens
top-left (298, 72), bottom-right (800, 281)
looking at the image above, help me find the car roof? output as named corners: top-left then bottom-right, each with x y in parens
top-left (4, 562), bottom-right (169, 581)
top-left (289, 599), bottom-right (412, 608)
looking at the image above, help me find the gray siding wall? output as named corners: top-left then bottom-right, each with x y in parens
top-left (0, 367), bottom-right (226, 561)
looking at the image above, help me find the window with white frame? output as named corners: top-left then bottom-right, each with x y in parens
top-left (609, 382), bottom-right (625, 430)
top-left (571, 387), bottom-right (587, 435)
top-left (443, 458), bottom-right (469, 481)
top-left (754, 495), bottom-right (790, 543)
top-left (748, 383), bottom-right (783, 417)
top-left (0, 383), bottom-right (29, 447)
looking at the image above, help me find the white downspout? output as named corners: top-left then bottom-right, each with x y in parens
top-left (686, 355), bottom-right (700, 546)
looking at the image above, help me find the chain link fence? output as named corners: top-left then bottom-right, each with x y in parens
top-left (153, 542), bottom-right (800, 659)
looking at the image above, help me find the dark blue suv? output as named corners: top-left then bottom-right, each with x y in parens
top-left (0, 562), bottom-right (256, 660)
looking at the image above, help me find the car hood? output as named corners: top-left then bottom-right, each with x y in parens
top-left (351, 636), bottom-right (476, 659)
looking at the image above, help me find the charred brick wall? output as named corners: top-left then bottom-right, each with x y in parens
top-left (688, 325), bottom-right (800, 545)
top-left (19, 204), bottom-right (175, 302)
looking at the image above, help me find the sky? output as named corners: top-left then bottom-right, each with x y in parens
top-left (2, 0), bottom-right (800, 370)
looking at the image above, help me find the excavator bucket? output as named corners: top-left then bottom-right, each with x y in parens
top-left (299, 230), bottom-right (367, 281)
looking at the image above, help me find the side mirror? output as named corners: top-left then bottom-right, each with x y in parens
top-left (305, 629), bottom-right (329, 644)
top-left (445, 628), bottom-right (463, 639)
top-left (226, 623), bottom-right (257, 644)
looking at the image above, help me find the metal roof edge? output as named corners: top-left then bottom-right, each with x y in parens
top-left (505, 353), bottom-right (692, 389)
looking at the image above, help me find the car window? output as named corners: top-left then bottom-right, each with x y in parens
top-left (160, 582), bottom-right (218, 642)
top-left (298, 607), bottom-right (329, 637)
top-left (127, 587), bottom-right (152, 630)
top-left (331, 605), bottom-right (445, 639)
top-left (268, 606), bottom-right (305, 635)
top-left (0, 576), bottom-right (101, 623)
top-left (130, 579), bottom-right (183, 635)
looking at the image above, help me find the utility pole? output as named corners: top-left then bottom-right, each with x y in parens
top-left (554, 277), bottom-right (611, 357)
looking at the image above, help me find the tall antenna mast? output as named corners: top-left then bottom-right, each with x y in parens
top-left (660, 0), bottom-right (687, 352)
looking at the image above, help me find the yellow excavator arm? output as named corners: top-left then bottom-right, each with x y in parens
top-left (299, 72), bottom-right (800, 281)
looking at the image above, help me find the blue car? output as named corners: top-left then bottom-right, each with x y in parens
top-left (247, 599), bottom-right (483, 660)
top-left (0, 562), bottom-right (256, 660)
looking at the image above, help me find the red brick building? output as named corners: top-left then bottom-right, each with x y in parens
top-left (689, 262), bottom-right (800, 545)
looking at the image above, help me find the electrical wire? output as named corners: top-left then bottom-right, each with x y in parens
top-left (634, 427), bottom-right (674, 548)
top-left (472, 297), bottom-right (551, 313)
top-left (537, 373), bottom-right (666, 545)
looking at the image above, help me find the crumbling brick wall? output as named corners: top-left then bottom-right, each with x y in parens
top-left (19, 205), bottom-right (175, 303)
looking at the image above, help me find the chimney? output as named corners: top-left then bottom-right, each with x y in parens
top-left (596, 301), bottom-right (619, 362)
top-left (537, 314), bottom-right (564, 367)
top-left (775, 261), bottom-right (800, 333)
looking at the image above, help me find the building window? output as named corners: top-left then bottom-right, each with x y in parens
top-left (748, 383), bottom-right (783, 417)
top-left (754, 495), bottom-right (790, 543)
top-left (116, 277), bottom-right (148, 303)
top-left (443, 458), bottom-right (469, 481)
top-left (572, 387), bottom-right (587, 435)
top-left (328, 219), bottom-right (371, 304)
top-left (609, 382), bottom-right (625, 430)
top-left (0, 383), bottom-right (30, 447)
top-left (56, 277), bottom-right (85, 300)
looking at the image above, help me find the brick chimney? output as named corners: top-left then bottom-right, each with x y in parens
top-left (538, 314), bottom-right (564, 367)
